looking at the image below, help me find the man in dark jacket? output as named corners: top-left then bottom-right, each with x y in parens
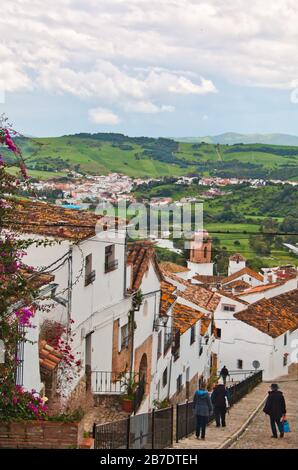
top-left (211, 378), bottom-right (231, 427)
top-left (219, 366), bottom-right (229, 385)
top-left (263, 384), bottom-right (286, 438)
top-left (192, 384), bottom-right (213, 439)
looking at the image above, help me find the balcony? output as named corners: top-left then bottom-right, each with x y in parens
top-left (105, 259), bottom-right (118, 273)
top-left (85, 270), bottom-right (96, 286)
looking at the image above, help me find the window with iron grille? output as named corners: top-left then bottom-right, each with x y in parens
top-left (157, 330), bottom-right (162, 358)
top-left (162, 367), bottom-right (168, 387)
top-left (216, 328), bottom-right (222, 339)
top-left (283, 355), bottom-right (288, 367)
top-left (223, 304), bottom-right (235, 312)
top-left (284, 333), bottom-right (287, 346)
top-left (237, 359), bottom-right (243, 370)
top-left (85, 254), bottom-right (96, 286)
top-left (121, 324), bottom-right (129, 349)
top-left (176, 374), bottom-right (183, 394)
top-left (105, 245), bottom-right (118, 273)
top-left (190, 325), bottom-right (195, 345)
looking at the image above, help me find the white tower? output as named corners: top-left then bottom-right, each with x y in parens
top-left (228, 254), bottom-right (246, 276)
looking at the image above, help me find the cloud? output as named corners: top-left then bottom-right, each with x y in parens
top-left (1, 0), bottom-right (298, 118)
top-left (123, 100), bottom-right (175, 113)
top-left (88, 107), bottom-right (120, 125)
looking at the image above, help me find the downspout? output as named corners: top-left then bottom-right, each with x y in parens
top-left (67, 246), bottom-right (73, 335)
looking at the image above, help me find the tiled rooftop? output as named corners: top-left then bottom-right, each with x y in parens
top-left (229, 253), bottom-right (246, 262)
top-left (222, 267), bottom-right (264, 285)
top-left (178, 285), bottom-right (221, 312)
top-left (160, 280), bottom-right (176, 316)
top-left (173, 302), bottom-right (204, 334)
top-left (239, 282), bottom-right (283, 295)
top-left (235, 289), bottom-right (298, 338)
top-left (159, 262), bottom-right (189, 273)
top-left (39, 340), bottom-right (63, 374)
top-left (6, 198), bottom-right (124, 241)
top-left (127, 240), bottom-right (163, 291)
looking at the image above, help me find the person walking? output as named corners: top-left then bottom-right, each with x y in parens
top-left (219, 366), bottom-right (229, 385)
top-left (211, 378), bottom-right (231, 428)
top-left (263, 383), bottom-right (286, 439)
top-left (192, 383), bottom-right (213, 440)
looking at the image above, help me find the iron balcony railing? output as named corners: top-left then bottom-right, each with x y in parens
top-left (85, 269), bottom-right (96, 286)
top-left (105, 259), bottom-right (119, 273)
top-left (92, 370), bottom-right (139, 395)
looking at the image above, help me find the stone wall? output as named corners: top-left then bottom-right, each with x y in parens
top-left (0, 420), bottom-right (83, 449)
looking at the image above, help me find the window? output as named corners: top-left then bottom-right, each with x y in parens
top-left (85, 254), bottom-right (95, 286)
top-left (198, 337), bottom-right (203, 356)
top-left (237, 359), bottom-right (243, 370)
top-left (190, 325), bottom-right (195, 345)
top-left (216, 328), bottom-right (222, 339)
top-left (204, 246), bottom-right (208, 258)
top-left (223, 305), bottom-right (236, 312)
top-left (105, 245), bottom-right (118, 273)
top-left (162, 367), bottom-right (168, 387)
top-left (157, 330), bottom-right (162, 358)
top-left (121, 324), bottom-right (129, 349)
top-left (284, 333), bottom-right (287, 346)
top-left (177, 374), bottom-right (183, 394)
top-left (283, 355), bottom-right (288, 367)
top-left (143, 300), bottom-right (148, 317)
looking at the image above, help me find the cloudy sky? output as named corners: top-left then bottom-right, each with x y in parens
top-left (1, 0), bottom-right (298, 137)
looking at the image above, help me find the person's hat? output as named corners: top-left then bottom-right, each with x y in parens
top-left (270, 383), bottom-right (279, 391)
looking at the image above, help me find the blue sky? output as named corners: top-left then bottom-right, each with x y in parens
top-left (1, 0), bottom-right (298, 137)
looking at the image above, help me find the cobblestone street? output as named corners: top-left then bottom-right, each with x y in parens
top-left (172, 368), bottom-right (298, 449)
top-left (232, 377), bottom-right (298, 449)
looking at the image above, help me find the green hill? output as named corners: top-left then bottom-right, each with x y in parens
top-left (4, 133), bottom-right (298, 180)
top-left (177, 132), bottom-right (298, 146)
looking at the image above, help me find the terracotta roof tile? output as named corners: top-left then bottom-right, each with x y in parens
top-left (178, 285), bottom-right (221, 312)
top-left (222, 267), bottom-right (263, 285)
top-left (160, 281), bottom-right (176, 316)
top-left (127, 240), bottom-right (163, 291)
top-left (39, 340), bottom-right (63, 374)
top-left (159, 262), bottom-right (189, 273)
top-left (173, 302), bottom-right (204, 334)
top-left (193, 274), bottom-right (223, 285)
top-left (201, 317), bottom-right (212, 336)
top-left (239, 282), bottom-right (283, 295)
top-left (229, 253), bottom-right (246, 262)
top-left (234, 289), bottom-right (298, 338)
top-left (5, 198), bottom-right (124, 241)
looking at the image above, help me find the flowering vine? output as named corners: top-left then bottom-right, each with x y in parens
top-left (0, 116), bottom-right (44, 419)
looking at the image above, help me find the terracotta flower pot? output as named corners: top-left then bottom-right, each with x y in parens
top-left (122, 398), bottom-right (134, 413)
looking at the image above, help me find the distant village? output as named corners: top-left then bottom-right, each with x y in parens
top-left (22, 172), bottom-right (298, 209)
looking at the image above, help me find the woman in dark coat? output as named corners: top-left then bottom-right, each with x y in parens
top-left (263, 384), bottom-right (286, 438)
top-left (192, 384), bottom-right (213, 439)
top-left (211, 378), bottom-right (231, 427)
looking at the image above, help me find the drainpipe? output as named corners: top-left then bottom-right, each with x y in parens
top-left (129, 307), bottom-right (135, 382)
top-left (123, 226), bottom-right (128, 297)
top-left (67, 246), bottom-right (73, 335)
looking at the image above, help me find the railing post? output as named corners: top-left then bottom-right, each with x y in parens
top-left (176, 404), bottom-right (179, 443)
top-left (152, 409), bottom-right (155, 449)
top-left (170, 405), bottom-right (174, 446)
top-left (126, 415), bottom-right (130, 449)
top-left (185, 400), bottom-right (189, 437)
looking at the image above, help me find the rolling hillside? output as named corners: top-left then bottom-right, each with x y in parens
top-left (4, 133), bottom-right (298, 180)
top-left (177, 132), bottom-right (298, 146)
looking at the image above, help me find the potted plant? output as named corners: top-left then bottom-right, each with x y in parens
top-left (119, 374), bottom-right (138, 413)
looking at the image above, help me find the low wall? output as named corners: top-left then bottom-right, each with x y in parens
top-left (0, 420), bottom-right (83, 449)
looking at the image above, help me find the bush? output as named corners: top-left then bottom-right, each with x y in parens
top-left (0, 385), bottom-right (48, 421)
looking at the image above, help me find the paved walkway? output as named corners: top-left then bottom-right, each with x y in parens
top-left (172, 370), bottom-right (298, 449)
top-left (232, 376), bottom-right (298, 449)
